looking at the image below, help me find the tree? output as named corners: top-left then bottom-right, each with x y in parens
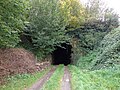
top-left (85, 0), bottom-right (119, 27)
top-left (28, 0), bottom-right (69, 58)
top-left (67, 0), bottom-right (119, 63)
top-left (61, 0), bottom-right (86, 29)
top-left (104, 8), bottom-right (119, 29)
top-left (85, 0), bottom-right (104, 21)
top-left (0, 0), bottom-right (29, 48)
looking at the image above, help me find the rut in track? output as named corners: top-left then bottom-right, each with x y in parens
top-left (26, 65), bottom-right (71, 90)
top-left (61, 66), bottom-right (71, 90)
top-left (26, 66), bottom-right (57, 90)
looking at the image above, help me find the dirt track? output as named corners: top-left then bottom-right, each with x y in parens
top-left (27, 65), bottom-right (71, 90)
top-left (27, 66), bottom-right (57, 90)
top-left (61, 66), bottom-right (71, 90)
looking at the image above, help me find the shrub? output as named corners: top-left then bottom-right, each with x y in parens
top-left (0, 0), bottom-right (29, 48)
top-left (76, 52), bottom-right (97, 69)
top-left (91, 28), bottom-right (120, 70)
top-left (25, 0), bottom-right (69, 59)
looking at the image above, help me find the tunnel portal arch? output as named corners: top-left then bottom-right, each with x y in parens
top-left (52, 43), bottom-right (72, 66)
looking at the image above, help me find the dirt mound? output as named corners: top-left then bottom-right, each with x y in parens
top-left (0, 48), bottom-right (37, 84)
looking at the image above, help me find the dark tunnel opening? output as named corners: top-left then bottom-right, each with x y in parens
top-left (52, 43), bottom-right (72, 66)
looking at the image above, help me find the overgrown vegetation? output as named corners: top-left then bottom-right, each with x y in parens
top-left (69, 0), bottom-right (119, 63)
top-left (26, 0), bottom-right (70, 58)
top-left (69, 65), bottom-right (120, 90)
top-left (0, 69), bottom-right (49, 90)
top-left (0, 0), bottom-right (119, 60)
top-left (76, 52), bottom-right (97, 69)
top-left (0, 0), bottom-right (120, 89)
top-left (21, 0), bottom-right (86, 59)
top-left (91, 27), bottom-right (120, 70)
top-left (75, 27), bottom-right (120, 70)
top-left (0, 0), bottom-right (29, 48)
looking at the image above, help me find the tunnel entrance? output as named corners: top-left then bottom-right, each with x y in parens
top-left (52, 43), bottom-right (72, 66)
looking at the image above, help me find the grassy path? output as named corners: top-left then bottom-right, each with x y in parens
top-left (41, 65), bottom-right (64, 90)
top-left (1, 65), bottom-right (119, 90)
top-left (0, 65), bottom-right (70, 90)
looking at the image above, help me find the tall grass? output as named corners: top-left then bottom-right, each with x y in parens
top-left (69, 65), bottom-right (120, 90)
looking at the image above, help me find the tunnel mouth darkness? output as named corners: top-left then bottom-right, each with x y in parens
top-left (52, 43), bottom-right (72, 66)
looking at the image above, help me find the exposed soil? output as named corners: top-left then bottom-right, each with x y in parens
top-left (27, 66), bottom-right (57, 90)
top-left (62, 66), bottom-right (71, 90)
top-left (0, 48), bottom-right (50, 85)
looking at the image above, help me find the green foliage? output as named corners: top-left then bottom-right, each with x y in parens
top-left (0, 69), bottom-right (49, 90)
top-left (68, 20), bottom-right (110, 64)
top-left (76, 52), bottom-right (97, 69)
top-left (91, 28), bottom-right (120, 70)
top-left (0, 0), bottom-right (29, 48)
top-left (69, 65), bottom-right (120, 90)
top-left (68, 15), bottom-right (119, 65)
top-left (73, 28), bottom-right (120, 70)
top-left (68, 19), bottom-right (119, 54)
top-left (27, 0), bottom-right (69, 58)
top-left (63, 0), bottom-right (86, 29)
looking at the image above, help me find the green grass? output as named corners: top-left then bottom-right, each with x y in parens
top-left (41, 64), bottom-right (64, 90)
top-left (0, 68), bottom-right (50, 90)
top-left (76, 52), bottom-right (97, 69)
top-left (69, 65), bottom-right (120, 90)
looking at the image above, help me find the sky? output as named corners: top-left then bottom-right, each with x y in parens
top-left (80, 0), bottom-right (120, 17)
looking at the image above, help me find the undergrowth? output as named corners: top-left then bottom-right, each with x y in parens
top-left (69, 65), bottom-right (120, 90)
top-left (91, 28), bottom-right (120, 70)
top-left (76, 51), bottom-right (97, 69)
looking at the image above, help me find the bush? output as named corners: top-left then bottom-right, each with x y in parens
top-left (76, 52), bottom-right (97, 69)
top-left (0, 0), bottom-right (29, 48)
top-left (91, 27), bottom-right (120, 70)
